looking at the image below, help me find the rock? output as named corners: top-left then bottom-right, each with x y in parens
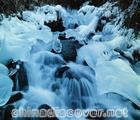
top-left (55, 66), bottom-right (70, 78)
top-left (67, 23), bottom-right (79, 29)
top-left (38, 104), bottom-right (58, 120)
top-left (132, 49), bottom-right (140, 63)
top-left (51, 83), bottom-right (60, 92)
top-left (96, 16), bottom-right (114, 32)
top-left (61, 39), bottom-right (83, 62)
top-left (87, 32), bottom-right (95, 40)
top-left (58, 33), bottom-right (66, 40)
top-left (6, 92), bottom-right (23, 105)
top-left (57, 0), bottom-right (87, 9)
top-left (44, 17), bottom-right (65, 32)
top-left (114, 48), bottom-right (133, 64)
top-left (6, 60), bottom-right (29, 91)
top-left (118, 0), bottom-right (133, 10)
top-left (89, 0), bottom-right (107, 7)
top-left (1, 105), bottom-right (14, 120)
top-left (125, 10), bottom-right (140, 33)
top-left (61, 40), bottom-right (77, 62)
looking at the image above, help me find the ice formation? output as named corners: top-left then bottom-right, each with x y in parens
top-left (0, 64), bottom-right (13, 106)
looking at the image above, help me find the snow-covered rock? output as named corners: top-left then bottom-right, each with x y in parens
top-left (0, 64), bottom-right (13, 106)
top-left (77, 42), bottom-right (112, 68)
top-left (95, 59), bottom-right (140, 107)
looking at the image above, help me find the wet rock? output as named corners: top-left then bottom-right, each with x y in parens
top-left (6, 92), bottom-right (23, 105)
top-left (87, 32), bottom-right (95, 39)
top-left (96, 16), bottom-right (114, 32)
top-left (55, 66), bottom-right (70, 78)
top-left (1, 105), bottom-right (14, 120)
top-left (55, 66), bottom-right (79, 79)
top-left (6, 60), bottom-right (29, 91)
top-left (132, 49), bottom-right (140, 63)
top-left (38, 104), bottom-right (58, 120)
top-left (51, 83), bottom-right (60, 92)
top-left (58, 33), bottom-right (66, 40)
top-left (61, 40), bottom-right (77, 62)
top-left (44, 17), bottom-right (65, 32)
top-left (124, 10), bottom-right (140, 34)
top-left (67, 23), bottom-right (79, 29)
top-left (114, 48), bottom-right (133, 64)
top-left (61, 39), bottom-right (83, 62)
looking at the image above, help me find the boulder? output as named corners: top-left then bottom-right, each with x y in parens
top-left (6, 92), bottom-right (23, 105)
top-left (125, 10), bottom-right (140, 33)
top-left (44, 17), bottom-right (65, 32)
top-left (0, 105), bottom-right (14, 120)
top-left (61, 39), bottom-right (83, 62)
top-left (6, 60), bottom-right (29, 91)
top-left (55, 66), bottom-right (70, 78)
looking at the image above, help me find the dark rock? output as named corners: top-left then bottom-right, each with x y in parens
top-left (124, 9), bottom-right (140, 34)
top-left (1, 105), bottom-right (15, 120)
top-left (58, 33), bottom-right (66, 40)
top-left (65, 70), bottom-right (77, 79)
top-left (57, 0), bottom-right (87, 9)
top-left (55, 66), bottom-right (79, 79)
top-left (132, 103), bottom-right (140, 110)
top-left (51, 49), bottom-right (61, 54)
top-left (89, 0), bottom-right (107, 7)
top-left (51, 83), bottom-right (60, 92)
top-left (6, 60), bottom-right (29, 91)
top-left (55, 66), bottom-right (70, 78)
top-left (114, 48), bottom-right (133, 64)
top-left (67, 23), bottom-right (79, 29)
top-left (59, 35), bottom-right (83, 62)
top-left (118, 0), bottom-right (133, 10)
top-left (87, 32), bottom-right (95, 39)
top-left (96, 16), bottom-right (114, 32)
top-left (114, 48), bottom-right (140, 64)
top-left (37, 104), bottom-right (58, 120)
top-left (83, 60), bottom-right (88, 66)
top-left (61, 40), bottom-right (81, 62)
top-left (44, 17), bottom-right (65, 32)
top-left (6, 92), bottom-right (23, 105)
top-left (132, 49), bottom-right (140, 63)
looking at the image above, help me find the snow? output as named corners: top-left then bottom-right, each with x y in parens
top-left (77, 42), bottom-right (113, 68)
top-left (0, 64), bottom-right (13, 106)
top-left (95, 59), bottom-right (140, 107)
